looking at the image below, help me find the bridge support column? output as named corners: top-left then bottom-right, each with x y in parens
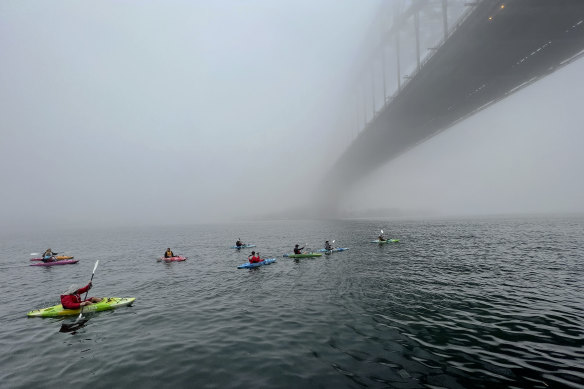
top-left (361, 81), bottom-right (367, 126)
top-left (442, 0), bottom-right (448, 40)
top-left (382, 46), bottom-right (386, 102)
top-left (394, 2), bottom-right (401, 91)
top-left (415, 10), bottom-right (420, 72)
top-left (354, 91), bottom-right (358, 138)
top-left (396, 33), bottom-right (401, 91)
top-left (371, 64), bottom-right (375, 116)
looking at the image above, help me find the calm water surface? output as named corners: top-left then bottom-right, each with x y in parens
top-left (1, 216), bottom-right (583, 388)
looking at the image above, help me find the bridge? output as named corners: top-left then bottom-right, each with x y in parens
top-left (324, 0), bottom-right (584, 205)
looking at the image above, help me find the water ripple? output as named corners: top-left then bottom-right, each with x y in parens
top-left (1, 217), bottom-right (583, 388)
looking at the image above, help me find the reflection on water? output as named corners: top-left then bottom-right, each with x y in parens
top-left (1, 216), bottom-right (583, 388)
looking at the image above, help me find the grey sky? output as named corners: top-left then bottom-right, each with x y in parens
top-left (1, 1), bottom-right (582, 231)
top-left (0, 0), bottom-right (382, 229)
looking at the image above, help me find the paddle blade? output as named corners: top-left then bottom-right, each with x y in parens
top-left (92, 260), bottom-right (99, 273)
top-left (30, 253), bottom-right (39, 256)
top-left (381, 229), bottom-right (384, 234)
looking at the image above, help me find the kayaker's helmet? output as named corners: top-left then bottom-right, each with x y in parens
top-left (251, 251), bottom-right (255, 255)
top-left (325, 241), bottom-right (329, 243)
top-left (295, 244), bottom-right (299, 247)
top-left (63, 284), bottom-right (79, 295)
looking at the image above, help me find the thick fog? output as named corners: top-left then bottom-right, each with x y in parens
top-left (0, 0), bottom-right (382, 230)
top-left (341, 59), bottom-right (584, 218)
top-left (1, 1), bottom-right (583, 232)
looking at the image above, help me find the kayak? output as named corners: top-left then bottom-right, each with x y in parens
top-left (371, 239), bottom-right (400, 244)
top-left (158, 256), bottom-right (187, 262)
top-left (30, 260), bottom-right (79, 267)
top-left (237, 258), bottom-right (276, 269)
top-left (231, 244), bottom-right (256, 249)
top-left (27, 297), bottom-right (136, 317)
top-left (318, 248), bottom-right (349, 253)
top-left (283, 253), bottom-right (323, 258)
top-left (30, 256), bottom-right (74, 261)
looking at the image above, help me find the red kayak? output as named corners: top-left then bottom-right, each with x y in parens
top-left (158, 256), bottom-right (187, 262)
top-left (30, 260), bottom-right (79, 267)
top-left (30, 255), bottom-right (74, 261)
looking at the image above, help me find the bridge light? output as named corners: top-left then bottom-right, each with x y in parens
top-left (500, 4), bottom-right (505, 9)
top-left (488, 16), bottom-right (493, 21)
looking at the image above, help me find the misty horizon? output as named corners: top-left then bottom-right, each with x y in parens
top-left (1, 0), bottom-right (583, 233)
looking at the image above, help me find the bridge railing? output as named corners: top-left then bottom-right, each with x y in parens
top-left (348, 0), bottom-right (484, 146)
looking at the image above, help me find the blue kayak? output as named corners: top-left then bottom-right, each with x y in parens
top-left (318, 247), bottom-right (349, 253)
top-left (237, 258), bottom-right (276, 269)
top-left (231, 244), bottom-right (256, 249)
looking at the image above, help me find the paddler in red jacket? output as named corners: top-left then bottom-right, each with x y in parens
top-left (248, 251), bottom-right (262, 263)
top-left (60, 283), bottom-right (102, 310)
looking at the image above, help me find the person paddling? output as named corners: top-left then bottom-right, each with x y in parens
top-left (378, 234), bottom-right (387, 242)
top-left (42, 248), bottom-right (57, 263)
top-left (60, 283), bottom-right (102, 310)
top-left (164, 248), bottom-right (175, 258)
top-left (325, 241), bottom-right (333, 251)
top-left (293, 244), bottom-right (304, 255)
top-left (235, 238), bottom-right (244, 248)
top-left (248, 251), bottom-right (261, 263)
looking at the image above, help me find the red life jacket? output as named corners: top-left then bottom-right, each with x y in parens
top-left (60, 284), bottom-right (90, 309)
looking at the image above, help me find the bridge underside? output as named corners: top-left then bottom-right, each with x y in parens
top-left (327, 0), bottom-right (584, 201)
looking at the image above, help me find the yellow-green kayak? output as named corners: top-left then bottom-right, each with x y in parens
top-left (27, 297), bottom-right (136, 317)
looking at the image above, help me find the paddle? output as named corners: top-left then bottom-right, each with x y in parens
top-left (77, 260), bottom-right (99, 321)
top-left (30, 253), bottom-right (39, 256)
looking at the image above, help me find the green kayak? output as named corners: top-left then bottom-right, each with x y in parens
top-left (283, 252), bottom-right (323, 258)
top-left (371, 239), bottom-right (400, 244)
top-left (27, 297), bottom-right (136, 318)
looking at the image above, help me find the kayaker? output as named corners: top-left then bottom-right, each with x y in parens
top-left (164, 248), bottom-right (175, 258)
top-left (60, 283), bottom-right (102, 310)
top-left (378, 234), bottom-right (387, 242)
top-left (235, 239), bottom-right (244, 248)
top-left (248, 251), bottom-right (261, 263)
top-left (293, 244), bottom-right (304, 255)
top-left (325, 241), bottom-right (333, 250)
top-left (42, 248), bottom-right (57, 263)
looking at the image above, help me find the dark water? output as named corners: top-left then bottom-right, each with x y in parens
top-left (1, 216), bottom-right (583, 388)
